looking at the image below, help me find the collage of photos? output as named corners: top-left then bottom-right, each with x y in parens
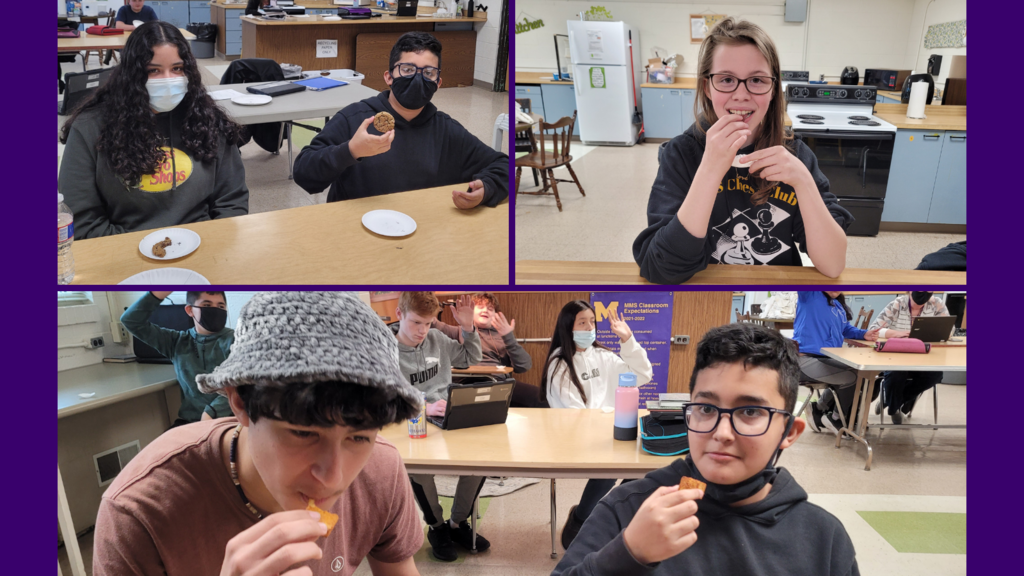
top-left (57, 2), bottom-right (967, 576)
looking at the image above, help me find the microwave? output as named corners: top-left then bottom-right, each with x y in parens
top-left (864, 69), bottom-right (912, 91)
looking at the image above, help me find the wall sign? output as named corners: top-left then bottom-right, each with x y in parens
top-left (591, 292), bottom-right (674, 404)
top-left (316, 39), bottom-right (338, 58)
top-left (583, 6), bottom-right (613, 21)
top-left (515, 11), bottom-right (544, 34)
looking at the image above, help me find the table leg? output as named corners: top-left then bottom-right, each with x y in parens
top-left (287, 123), bottom-right (294, 181)
top-left (58, 465), bottom-right (87, 576)
top-left (550, 478), bottom-right (558, 559)
top-left (470, 495), bottom-right (478, 554)
top-left (834, 370), bottom-right (879, 471)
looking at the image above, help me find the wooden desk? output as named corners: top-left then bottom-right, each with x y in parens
top-left (452, 366), bottom-right (514, 375)
top-left (380, 408), bottom-right (671, 558)
top-left (515, 260), bottom-right (968, 286)
top-left (69, 184), bottom-right (509, 285)
top-left (58, 27), bottom-right (196, 52)
top-left (819, 346), bottom-right (966, 470)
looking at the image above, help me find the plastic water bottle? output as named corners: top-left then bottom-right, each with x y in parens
top-left (58, 193), bottom-right (76, 285)
top-left (408, 392), bottom-right (427, 438)
top-left (614, 373), bottom-right (639, 441)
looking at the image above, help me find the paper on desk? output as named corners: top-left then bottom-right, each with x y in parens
top-left (208, 89), bottom-right (247, 101)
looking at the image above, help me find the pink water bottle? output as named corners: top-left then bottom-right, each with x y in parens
top-left (614, 373), bottom-right (639, 441)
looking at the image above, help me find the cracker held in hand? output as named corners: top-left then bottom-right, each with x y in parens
top-left (678, 477), bottom-right (706, 493)
top-left (306, 499), bottom-right (339, 537)
top-left (373, 111), bottom-right (395, 132)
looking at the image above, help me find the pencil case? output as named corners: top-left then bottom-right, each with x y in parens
top-left (875, 338), bottom-right (930, 353)
top-left (640, 414), bottom-right (689, 457)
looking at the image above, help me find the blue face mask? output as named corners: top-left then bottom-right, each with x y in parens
top-left (573, 330), bottom-right (596, 349)
top-left (146, 76), bottom-right (188, 113)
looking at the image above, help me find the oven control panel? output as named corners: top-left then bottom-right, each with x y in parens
top-left (786, 84), bottom-right (877, 104)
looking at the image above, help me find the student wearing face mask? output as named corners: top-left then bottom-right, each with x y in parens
top-left (541, 300), bottom-right (654, 550)
top-left (292, 32), bottom-right (509, 210)
top-left (867, 292), bottom-right (950, 424)
top-left (121, 291), bottom-right (236, 426)
top-left (59, 21), bottom-right (248, 239)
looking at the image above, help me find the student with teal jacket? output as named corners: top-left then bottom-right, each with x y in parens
top-left (121, 291), bottom-right (235, 425)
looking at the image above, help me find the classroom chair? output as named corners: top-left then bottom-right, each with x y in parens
top-left (874, 373), bottom-right (940, 426)
top-left (856, 307), bottom-right (874, 330)
top-left (515, 111), bottom-right (584, 212)
top-left (789, 338), bottom-right (852, 434)
top-left (736, 311), bottom-right (765, 326)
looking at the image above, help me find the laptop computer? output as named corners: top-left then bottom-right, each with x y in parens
top-left (909, 316), bottom-right (957, 343)
top-left (59, 66), bottom-right (116, 115)
top-left (396, 0), bottom-right (418, 17)
top-left (247, 81), bottom-right (306, 97)
top-left (427, 377), bottom-right (515, 431)
top-left (132, 305), bottom-right (195, 364)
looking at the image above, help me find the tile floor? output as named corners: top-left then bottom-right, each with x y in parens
top-left (59, 384), bottom-right (966, 576)
top-left (514, 141), bottom-right (965, 269)
top-left (59, 53), bottom-right (510, 215)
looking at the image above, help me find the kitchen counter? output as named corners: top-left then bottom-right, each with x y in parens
top-left (640, 78), bottom-right (698, 89)
top-left (515, 72), bottom-right (574, 85)
top-left (874, 103), bottom-right (966, 131)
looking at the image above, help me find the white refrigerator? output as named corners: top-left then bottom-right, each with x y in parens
top-left (567, 20), bottom-right (642, 146)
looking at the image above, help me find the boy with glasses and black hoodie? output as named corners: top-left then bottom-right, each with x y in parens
top-left (552, 324), bottom-right (859, 576)
top-left (293, 32), bottom-right (509, 210)
top-left (121, 291), bottom-right (235, 425)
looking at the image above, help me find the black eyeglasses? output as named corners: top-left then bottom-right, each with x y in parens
top-left (707, 74), bottom-right (776, 95)
top-left (684, 403), bottom-right (792, 436)
top-left (394, 63), bottom-right (441, 83)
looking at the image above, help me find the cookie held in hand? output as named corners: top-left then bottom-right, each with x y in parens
top-left (373, 111), bottom-right (395, 132)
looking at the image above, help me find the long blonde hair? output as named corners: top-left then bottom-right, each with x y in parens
top-left (694, 17), bottom-right (793, 205)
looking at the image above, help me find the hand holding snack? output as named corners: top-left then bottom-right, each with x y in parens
top-left (701, 114), bottom-right (752, 176)
top-left (305, 500), bottom-right (339, 537)
top-left (349, 116), bottom-right (395, 160)
top-left (219, 510), bottom-right (327, 576)
top-left (622, 482), bottom-right (703, 565)
top-left (740, 145), bottom-right (815, 190)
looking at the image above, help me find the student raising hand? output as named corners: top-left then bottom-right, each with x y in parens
top-left (219, 510), bottom-right (327, 576)
top-left (622, 485), bottom-right (703, 565)
top-left (607, 308), bottom-right (634, 343)
top-left (490, 312), bottom-right (515, 336)
top-left (452, 294), bottom-right (476, 331)
top-left (348, 116), bottom-right (395, 160)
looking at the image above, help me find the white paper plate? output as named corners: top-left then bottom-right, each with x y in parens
top-left (231, 94), bottom-right (273, 106)
top-left (362, 210), bottom-right (417, 237)
top-left (139, 228), bottom-right (201, 260)
top-left (118, 268), bottom-right (211, 285)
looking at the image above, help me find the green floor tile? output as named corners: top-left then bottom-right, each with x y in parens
top-left (857, 511), bottom-right (966, 554)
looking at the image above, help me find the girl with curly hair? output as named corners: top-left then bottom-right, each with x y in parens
top-left (59, 21), bottom-right (248, 239)
top-left (633, 18), bottom-right (852, 284)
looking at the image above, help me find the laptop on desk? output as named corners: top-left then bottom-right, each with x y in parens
top-left (59, 66), bottom-right (116, 115)
top-left (427, 377), bottom-right (515, 431)
top-left (909, 316), bottom-right (957, 342)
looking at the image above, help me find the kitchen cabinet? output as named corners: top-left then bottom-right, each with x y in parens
top-left (515, 85), bottom-right (545, 121)
top-left (881, 130), bottom-right (943, 223)
top-left (927, 131), bottom-right (966, 225)
top-left (224, 8), bottom-right (242, 55)
top-left (151, 1), bottom-right (189, 29)
top-left (541, 84), bottom-right (580, 136)
top-left (189, 1), bottom-right (211, 22)
top-left (640, 88), bottom-right (695, 139)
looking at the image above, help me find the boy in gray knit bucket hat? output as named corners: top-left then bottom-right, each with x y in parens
top-left (92, 292), bottom-right (428, 576)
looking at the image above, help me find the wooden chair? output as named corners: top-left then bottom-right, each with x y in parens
top-left (856, 307), bottom-right (873, 330)
top-left (81, 10), bottom-right (119, 70)
top-left (514, 98), bottom-right (539, 187)
top-left (515, 111), bottom-right (584, 211)
top-left (735, 311), bottom-right (765, 326)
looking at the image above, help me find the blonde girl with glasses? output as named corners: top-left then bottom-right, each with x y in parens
top-left (634, 18), bottom-right (853, 284)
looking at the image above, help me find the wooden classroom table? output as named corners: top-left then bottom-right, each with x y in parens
top-left (69, 184), bottom-right (509, 285)
top-left (380, 408), bottom-right (671, 558)
top-left (58, 27), bottom-right (196, 52)
top-left (452, 366), bottom-right (514, 375)
top-left (515, 260), bottom-right (968, 285)
top-left (819, 346), bottom-right (966, 470)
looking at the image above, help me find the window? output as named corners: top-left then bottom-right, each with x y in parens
top-left (57, 291), bottom-right (93, 307)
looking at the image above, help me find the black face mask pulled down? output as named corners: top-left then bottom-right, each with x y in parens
top-left (390, 72), bottom-right (438, 110)
top-left (193, 307), bottom-right (228, 333)
top-left (685, 417), bottom-right (794, 505)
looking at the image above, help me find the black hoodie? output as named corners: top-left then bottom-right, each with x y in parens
top-left (552, 458), bottom-right (859, 576)
top-left (632, 123), bottom-right (853, 284)
top-left (292, 91), bottom-right (509, 206)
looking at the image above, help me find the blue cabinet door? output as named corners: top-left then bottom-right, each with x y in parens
top-left (680, 89), bottom-right (696, 132)
top-left (540, 84), bottom-right (580, 136)
top-left (160, 2), bottom-right (189, 28)
top-left (927, 131), bottom-right (966, 225)
top-left (881, 130), bottom-right (943, 223)
top-left (640, 88), bottom-right (683, 139)
top-left (730, 295), bottom-right (745, 324)
top-left (189, 2), bottom-right (211, 22)
top-left (514, 85), bottom-right (545, 121)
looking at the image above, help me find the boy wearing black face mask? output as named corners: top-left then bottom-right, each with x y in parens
top-left (292, 32), bottom-right (509, 209)
top-left (121, 291), bottom-right (235, 426)
top-left (553, 324), bottom-right (859, 576)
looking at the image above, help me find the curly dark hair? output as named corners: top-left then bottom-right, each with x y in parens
top-left (689, 323), bottom-right (800, 412)
top-left (60, 21), bottom-right (241, 188)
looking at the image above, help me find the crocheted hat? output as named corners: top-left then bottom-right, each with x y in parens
top-left (196, 292), bottom-right (421, 412)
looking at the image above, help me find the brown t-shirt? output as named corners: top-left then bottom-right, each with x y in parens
top-left (93, 418), bottom-right (423, 575)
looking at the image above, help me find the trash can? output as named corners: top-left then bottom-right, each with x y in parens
top-left (187, 22), bottom-right (217, 59)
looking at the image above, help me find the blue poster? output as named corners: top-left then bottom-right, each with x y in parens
top-left (591, 292), bottom-right (673, 403)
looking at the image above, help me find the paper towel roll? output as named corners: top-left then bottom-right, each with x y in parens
top-left (907, 81), bottom-right (928, 119)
